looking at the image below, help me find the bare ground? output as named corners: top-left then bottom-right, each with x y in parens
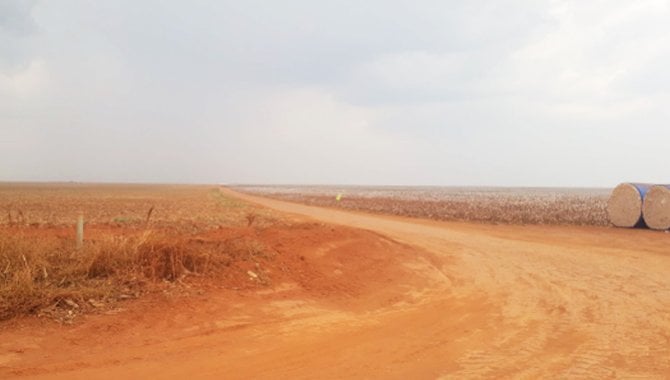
top-left (1, 188), bottom-right (669, 379)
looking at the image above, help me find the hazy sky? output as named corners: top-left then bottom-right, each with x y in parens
top-left (2, 1), bottom-right (669, 187)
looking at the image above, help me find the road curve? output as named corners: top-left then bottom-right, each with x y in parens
top-left (225, 188), bottom-right (670, 379)
top-left (1, 188), bottom-right (669, 379)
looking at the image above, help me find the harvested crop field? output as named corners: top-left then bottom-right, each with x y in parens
top-left (234, 185), bottom-right (611, 226)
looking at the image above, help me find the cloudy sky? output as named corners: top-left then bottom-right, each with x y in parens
top-left (1, 1), bottom-right (669, 187)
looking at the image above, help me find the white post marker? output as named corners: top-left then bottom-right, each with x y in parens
top-left (76, 213), bottom-right (84, 249)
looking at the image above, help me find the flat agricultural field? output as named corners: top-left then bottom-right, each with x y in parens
top-left (1, 184), bottom-right (669, 379)
top-left (234, 185), bottom-right (611, 226)
top-left (0, 183), bottom-right (290, 322)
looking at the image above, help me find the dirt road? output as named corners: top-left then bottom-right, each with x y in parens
top-left (2, 188), bottom-right (670, 379)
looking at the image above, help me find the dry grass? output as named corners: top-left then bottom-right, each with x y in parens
top-left (0, 229), bottom-right (274, 321)
top-left (0, 184), bottom-right (280, 322)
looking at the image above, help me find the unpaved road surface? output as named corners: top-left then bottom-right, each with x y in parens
top-left (2, 188), bottom-right (670, 379)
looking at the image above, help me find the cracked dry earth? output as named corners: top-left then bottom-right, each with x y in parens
top-left (1, 188), bottom-right (669, 379)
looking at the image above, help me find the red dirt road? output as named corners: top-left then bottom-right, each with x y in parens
top-left (2, 188), bottom-right (670, 379)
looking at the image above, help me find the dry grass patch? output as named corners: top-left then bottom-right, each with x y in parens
top-left (0, 227), bottom-right (282, 321)
top-left (0, 185), bottom-right (285, 322)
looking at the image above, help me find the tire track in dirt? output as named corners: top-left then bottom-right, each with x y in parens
top-left (2, 189), bottom-right (669, 379)
top-left (227, 188), bottom-right (670, 378)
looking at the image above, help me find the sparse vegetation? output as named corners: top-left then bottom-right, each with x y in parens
top-left (0, 183), bottom-right (275, 228)
top-left (0, 184), bottom-right (279, 322)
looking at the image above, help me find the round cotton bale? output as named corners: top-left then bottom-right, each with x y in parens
top-left (642, 185), bottom-right (670, 230)
top-left (607, 183), bottom-right (652, 228)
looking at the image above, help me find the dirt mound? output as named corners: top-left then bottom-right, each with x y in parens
top-left (1, 220), bottom-right (438, 323)
top-left (199, 222), bottom-right (440, 309)
top-left (0, 220), bottom-right (443, 379)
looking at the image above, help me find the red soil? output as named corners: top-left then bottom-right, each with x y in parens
top-left (1, 189), bottom-right (669, 379)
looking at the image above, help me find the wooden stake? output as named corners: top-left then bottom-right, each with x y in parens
top-left (76, 213), bottom-right (84, 249)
